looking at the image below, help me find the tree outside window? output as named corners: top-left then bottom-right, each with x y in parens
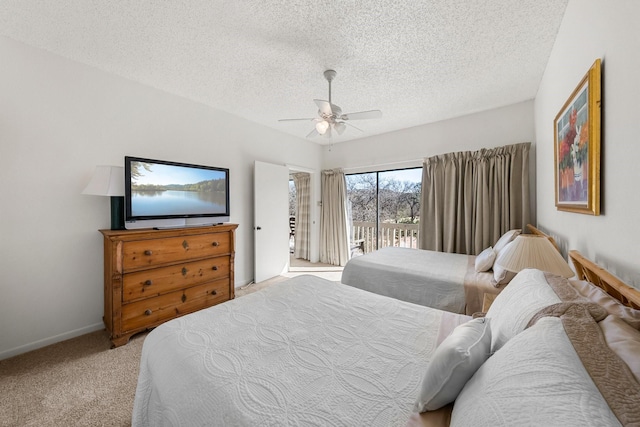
top-left (346, 168), bottom-right (421, 251)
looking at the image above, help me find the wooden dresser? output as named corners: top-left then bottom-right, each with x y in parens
top-left (100, 224), bottom-right (238, 347)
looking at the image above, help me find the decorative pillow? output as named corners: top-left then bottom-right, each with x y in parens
top-left (492, 264), bottom-right (517, 287)
top-left (569, 278), bottom-right (640, 330)
top-left (485, 269), bottom-right (561, 351)
top-left (474, 247), bottom-right (496, 272)
top-left (492, 229), bottom-right (521, 255)
top-left (599, 315), bottom-right (640, 383)
top-left (450, 317), bottom-right (632, 427)
top-left (414, 318), bottom-right (491, 412)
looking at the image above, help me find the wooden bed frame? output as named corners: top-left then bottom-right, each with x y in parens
top-left (526, 223), bottom-right (640, 309)
top-left (569, 250), bottom-right (640, 310)
top-left (526, 223), bottom-right (561, 252)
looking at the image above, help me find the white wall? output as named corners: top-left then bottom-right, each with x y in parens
top-left (323, 100), bottom-right (537, 220)
top-left (7, 0), bottom-right (638, 359)
top-left (534, 0), bottom-right (640, 287)
top-left (324, 101), bottom-right (535, 171)
top-left (0, 37), bottom-right (322, 359)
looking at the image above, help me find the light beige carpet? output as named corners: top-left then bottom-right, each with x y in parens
top-left (0, 275), bottom-right (296, 427)
top-left (0, 329), bottom-right (145, 426)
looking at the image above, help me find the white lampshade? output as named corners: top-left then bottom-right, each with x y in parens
top-left (82, 166), bottom-right (124, 196)
top-left (334, 121), bottom-right (346, 135)
top-left (494, 234), bottom-right (574, 278)
top-left (315, 120), bottom-right (329, 135)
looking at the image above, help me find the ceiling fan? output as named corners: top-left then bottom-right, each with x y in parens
top-left (279, 69), bottom-right (382, 138)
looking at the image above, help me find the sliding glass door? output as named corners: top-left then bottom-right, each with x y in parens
top-left (346, 168), bottom-right (421, 254)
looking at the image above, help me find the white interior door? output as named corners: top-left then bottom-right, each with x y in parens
top-left (254, 161), bottom-right (290, 283)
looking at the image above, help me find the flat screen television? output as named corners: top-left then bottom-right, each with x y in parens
top-left (124, 156), bottom-right (230, 229)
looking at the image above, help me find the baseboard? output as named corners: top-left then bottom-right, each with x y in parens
top-left (0, 322), bottom-right (105, 361)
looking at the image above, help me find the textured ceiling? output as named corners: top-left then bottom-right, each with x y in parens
top-left (0, 0), bottom-right (568, 145)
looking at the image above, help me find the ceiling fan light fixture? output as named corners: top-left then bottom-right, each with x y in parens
top-left (316, 120), bottom-right (329, 135)
top-left (279, 69), bottom-right (382, 139)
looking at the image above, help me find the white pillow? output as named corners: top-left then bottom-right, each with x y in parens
top-left (492, 263), bottom-right (517, 287)
top-left (599, 315), bottom-right (640, 383)
top-left (414, 317), bottom-right (491, 412)
top-left (492, 229), bottom-right (521, 255)
top-left (569, 278), bottom-right (640, 330)
top-left (485, 269), bottom-right (560, 352)
top-left (474, 247), bottom-right (496, 272)
top-left (450, 317), bottom-right (622, 427)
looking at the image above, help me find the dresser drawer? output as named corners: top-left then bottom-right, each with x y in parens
top-left (121, 278), bottom-right (230, 332)
top-left (122, 232), bottom-right (231, 271)
top-left (122, 256), bottom-right (230, 303)
top-left (101, 224), bottom-right (237, 347)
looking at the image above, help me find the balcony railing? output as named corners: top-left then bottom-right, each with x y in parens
top-left (351, 221), bottom-right (420, 254)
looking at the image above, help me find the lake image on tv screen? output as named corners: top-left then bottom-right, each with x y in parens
top-left (130, 161), bottom-right (226, 217)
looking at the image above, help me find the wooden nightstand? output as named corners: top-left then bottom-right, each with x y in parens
top-left (482, 293), bottom-right (497, 312)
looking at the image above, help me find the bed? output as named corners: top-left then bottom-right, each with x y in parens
top-left (341, 227), bottom-right (547, 315)
top-left (132, 274), bottom-right (471, 426)
top-left (340, 246), bottom-right (490, 315)
top-left (132, 252), bottom-right (640, 427)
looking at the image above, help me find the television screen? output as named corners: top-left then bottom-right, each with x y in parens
top-left (124, 156), bottom-right (229, 229)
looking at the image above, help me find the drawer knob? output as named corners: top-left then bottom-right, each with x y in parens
top-left (144, 309), bottom-right (152, 316)
top-left (181, 294), bottom-right (187, 303)
top-left (212, 266), bottom-right (218, 271)
top-left (144, 250), bottom-right (153, 256)
top-left (182, 267), bottom-right (188, 276)
top-left (144, 280), bottom-right (153, 286)
top-left (212, 241), bottom-right (220, 247)
top-left (211, 290), bottom-right (217, 295)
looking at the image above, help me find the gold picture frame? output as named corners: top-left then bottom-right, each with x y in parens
top-left (554, 59), bottom-right (601, 215)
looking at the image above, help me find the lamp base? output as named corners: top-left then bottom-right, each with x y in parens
top-left (110, 196), bottom-right (125, 230)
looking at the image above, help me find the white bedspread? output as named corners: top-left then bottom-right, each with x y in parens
top-left (342, 247), bottom-right (470, 313)
top-left (132, 275), bottom-right (453, 427)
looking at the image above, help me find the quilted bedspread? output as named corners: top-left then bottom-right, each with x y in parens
top-left (132, 275), bottom-right (448, 426)
top-left (342, 247), bottom-right (475, 313)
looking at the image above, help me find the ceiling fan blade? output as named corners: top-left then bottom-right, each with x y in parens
top-left (306, 128), bottom-right (319, 138)
top-left (344, 121), bottom-right (363, 132)
top-left (278, 118), bottom-right (315, 122)
top-left (314, 99), bottom-right (333, 116)
top-left (340, 110), bottom-right (382, 120)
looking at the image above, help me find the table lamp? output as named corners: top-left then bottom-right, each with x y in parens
top-left (494, 234), bottom-right (574, 277)
top-left (82, 165), bottom-right (125, 230)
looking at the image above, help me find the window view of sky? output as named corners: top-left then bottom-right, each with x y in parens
top-left (133, 162), bottom-right (225, 185)
top-left (381, 168), bottom-right (421, 183)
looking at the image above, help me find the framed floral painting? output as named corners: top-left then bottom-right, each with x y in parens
top-left (554, 59), bottom-right (601, 215)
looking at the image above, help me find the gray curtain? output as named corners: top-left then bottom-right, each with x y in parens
top-left (320, 169), bottom-right (350, 266)
top-left (292, 173), bottom-right (310, 260)
top-left (420, 142), bottom-right (530, 255)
